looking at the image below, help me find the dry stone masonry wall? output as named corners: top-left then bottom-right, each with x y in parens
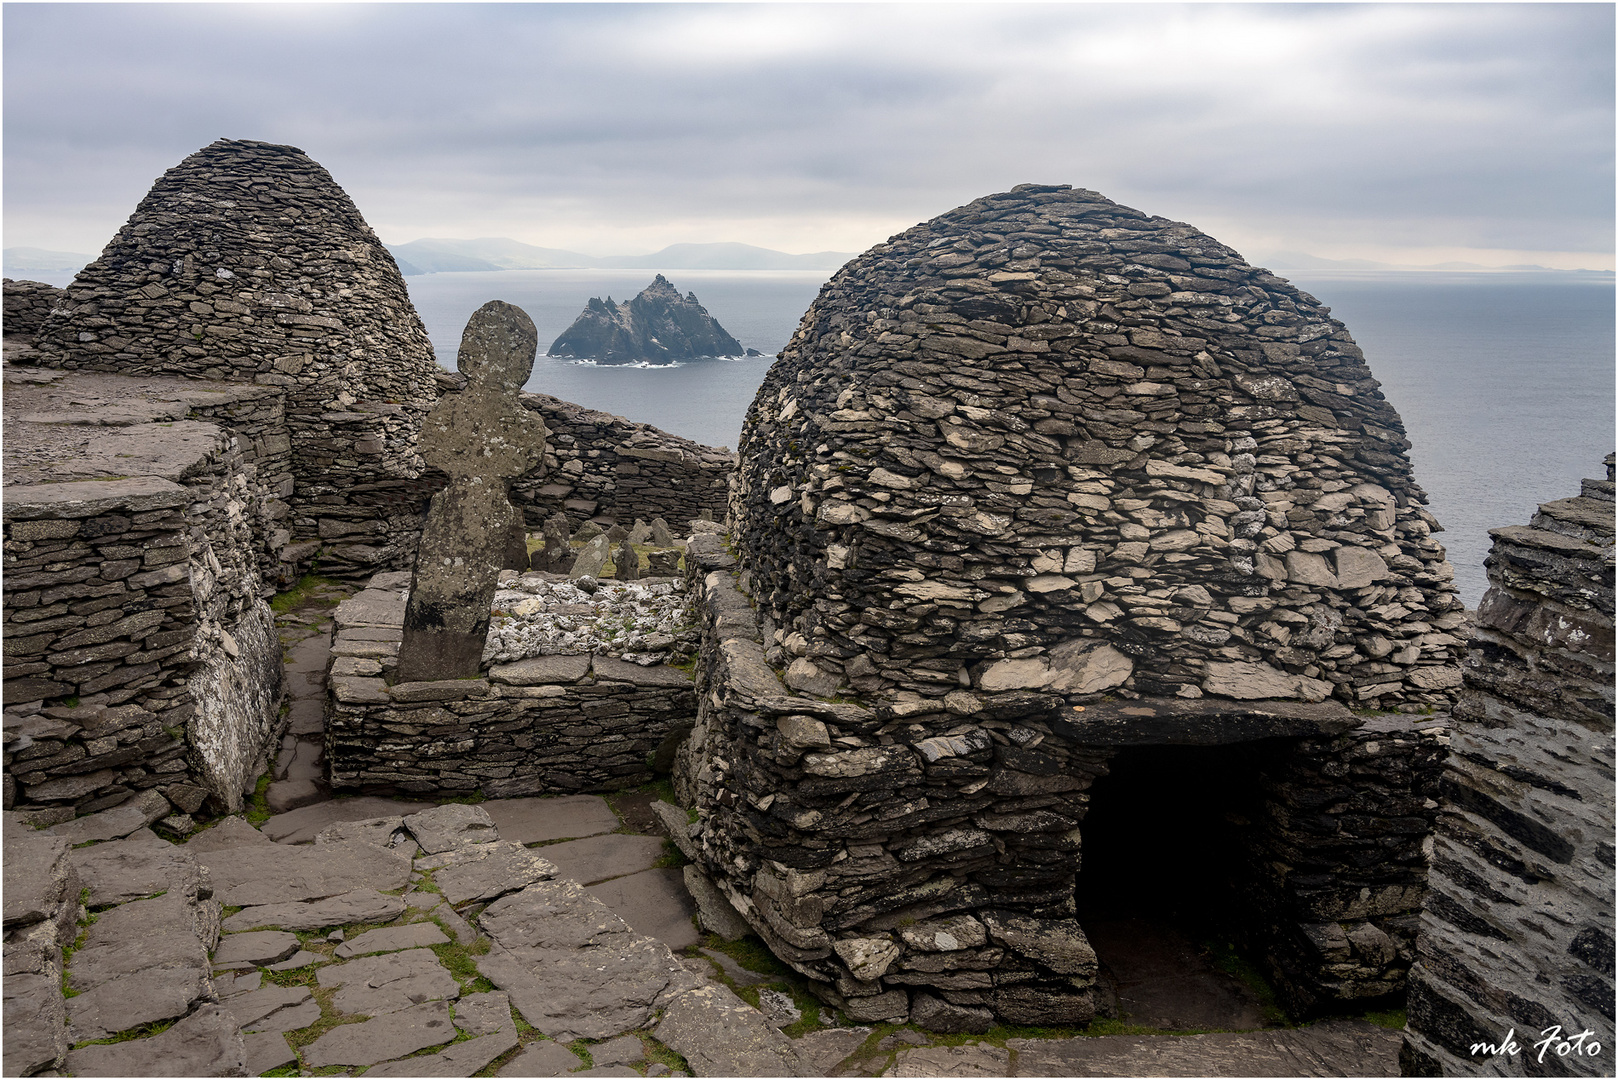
top-left (325, 572), bottom-right (697, 797)
top-left (677, 186), bottom-right (1462, 1028)
top-left (512, 390), bottom-right (735, 526)
top-left (732, 184), bottom-right (1463, 710)
top-left (4, 426), bottom-right (284, 822)
top-left (1403, 457), bottom-right (1615, 1076)
top-left (27, 139), bottom-right (443, 577)
top-left (2, 278), bottom-right (67, 339)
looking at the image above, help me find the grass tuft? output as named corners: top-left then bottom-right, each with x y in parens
top-left (270, 573), bottom-right (343, 615)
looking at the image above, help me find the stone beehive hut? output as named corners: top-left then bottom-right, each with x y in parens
top-left (734, 183), bottom-right (1463, 708)
top-left (29, 139), bottom-right (443, 574)
top-left (676, 185), bottom-right (1462, 1029)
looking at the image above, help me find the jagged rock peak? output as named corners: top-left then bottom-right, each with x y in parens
top-left (548, 274), bottom-right (746, 364)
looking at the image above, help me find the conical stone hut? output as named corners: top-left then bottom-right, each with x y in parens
top-left (676, 185), bottom-right (1462, 1028)
top-left (30, 139), bottom-right (443, 575)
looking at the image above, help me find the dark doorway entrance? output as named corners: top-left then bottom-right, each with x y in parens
top-left (1076, 740), bottom-right (1291, 1030)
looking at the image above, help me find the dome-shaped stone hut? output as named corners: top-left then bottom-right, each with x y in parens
top-left (734, 183), bottom-right (1462, 709)
top-left (677, 185), bottom-right (1460, 1029)
top-left (30, 139), bottom-right (443, 574)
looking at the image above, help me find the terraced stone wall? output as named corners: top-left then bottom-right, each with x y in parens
top-left (4, 446), bottom-right (284, 821)
top-left (1403, 458), bottom-right (1615, 1076)
top-left (2, 278), bottom-right (66, 339)
top-left (675, 538), bottom-right (1446, 1027)
top-left (25, 139), bottom-right (443, 577)
top-left (323, 573), bottom-right (697, 797)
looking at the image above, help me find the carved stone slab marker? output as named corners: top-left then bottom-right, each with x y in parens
top-left (396, 301), bottom-right (549, 682)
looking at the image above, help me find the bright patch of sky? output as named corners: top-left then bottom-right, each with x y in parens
top-left (4, 3), bottom-right (1611, 269)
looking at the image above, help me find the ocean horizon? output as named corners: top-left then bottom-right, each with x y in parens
top-left (13, 265), bottom-right (1610, 609)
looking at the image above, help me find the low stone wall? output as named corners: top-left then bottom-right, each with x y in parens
top-left (4, 368), bottom-right (286, 821)
top-left (674, 534), bottom-right (1445, 1028)
top-left (512, 390), bottom-right (735, 526)
top-left (1403, 458), bottom-right (1615, 1076)
top-left (324, 572), bottom-right (697, 796)
top-left (2, 279), bottom-right (66, 339)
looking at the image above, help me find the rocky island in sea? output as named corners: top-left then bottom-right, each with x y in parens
top-left (547, 273), bottom-right (758, 364)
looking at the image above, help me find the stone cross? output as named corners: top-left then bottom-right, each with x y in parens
top-left (396, 301), bottom-right (549, 682)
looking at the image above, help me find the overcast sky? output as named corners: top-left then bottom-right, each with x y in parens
top-left (4, 3), bottom-right (1613, 268)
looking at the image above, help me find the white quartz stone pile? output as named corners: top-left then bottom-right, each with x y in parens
top-left (482, 576), bottom-right (696, 665)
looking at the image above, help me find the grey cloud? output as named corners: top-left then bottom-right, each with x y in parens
top-left (4, 3), bottom-right (1611, 262)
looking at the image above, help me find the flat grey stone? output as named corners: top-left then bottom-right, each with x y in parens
top-left (195, 837), bottom-right (413, 905)
top-left (650, 800), bottom-right (698, 860)
top-left (65, 890), bottom-right (210, 1040)
top-left (3, 971), bottom-right (68, 1077)
top-left (890, 1044), bottom-right (1010, 1076)
top-left (265, 777), bottom-right (326, 814)
top-left (214, 970), bottom-right (261, 998)
top-left (496, 1040), bottom-right (587, 1076)
top-left (431, 901), bottom-right (479, 944)
top-left (683, 865), bottom-right (750, 941)
top-left (267, 948), bottom-right (324, 971)
top-left (225, 985), bottom-right (323, 1034)
top-left (405, 803), bottom-right (501, 853)
top-left (488, 654), bottom-right (592, 686)
top-left (366, 1027), bottom-right (519, 1076)
top-left (424, 840), bottom-right (557, 905)
top-left (243, 1030), bottom-right (297, 1075)
top-left (48, 789), bottom-right (170, 845)
top-left (314, 814), bottom-right (414, 851)
top-left (484, 795), bottom-right (620, 844)
top-left (223, 888), bottom-right (407, 932)
top-left (654, 984), bottom-right (811, 1077)
top-left (539, 834), bottom-right (666, 885)
top-left (1006, 1020), bottom-right (1402, 1077)
top-left (214, 930), bottom-right (300, 966)
top-left (260, 796), bottom-right (431, 844)
top-left (63, 1002), bottom-right (246, 1078)
top-left (592, 1034), bottom-right (646, 1066)
top-left (2, 823), bottom-right (74, 929)
top-left (587, 867), bottom-right (700, 949)
top-left (336, 922), bottom-right (449, 958)
top-left (318, 947), bottom-right (461, 1015)
top-left (589, 655), bottom-right (693, 687)
top-left (574, 1068), bottom-right (640, 1077)
top-left (186, 815), bottom-right (274, 852)
top-left (452, 990), bottom-right (515, 1037)
top-left (475, 879), bottom-right (702, 1040)
top-left (303, 999), bottom-right (456, 1067)
top-left (793, 1027), bottom-right (873, 1075)
top-left (334, 591), bottom-right (409, 631)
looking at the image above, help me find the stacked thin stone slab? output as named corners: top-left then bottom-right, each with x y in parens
top-left (679, 187), bottom-right (1462, 1027)
top-left (1403, 456), bottom-right (1615, 1075)
top-left (2, 279), bottom-right (66, 339)
top-left (732, 184), bottom-right (1463, 709)
top-left (28, 139), bottom-right (443, 576)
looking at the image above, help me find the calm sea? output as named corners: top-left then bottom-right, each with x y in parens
top-left (19, 264), bottom-right (1610, 608)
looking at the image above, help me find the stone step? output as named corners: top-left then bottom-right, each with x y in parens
top-left (1582, 476), bottom-right (1615, 503)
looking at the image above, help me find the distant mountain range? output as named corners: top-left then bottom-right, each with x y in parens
top-left (1256, 251), bottom-right (1612, 274)
top-left (382, 239), bottom-right (858, 275)
top-left (7, 243), bottom-right (1608, 280)
top-left (3, 246), bottom-right (99, 274)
